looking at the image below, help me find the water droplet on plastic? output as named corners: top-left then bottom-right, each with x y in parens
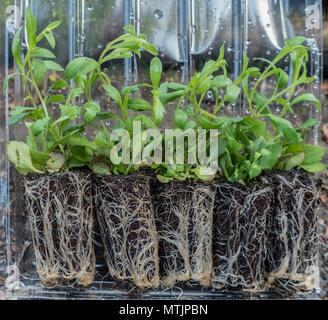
top-left (88, 6), bottom-right (94, 11)
top-left (154, 9), bottom-right (163, 20)
top-left (266, 23), bottom-right (271, 28)
top-left (191, 24), bottom-right (197, 33)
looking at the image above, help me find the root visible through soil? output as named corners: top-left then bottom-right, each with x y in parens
top-left (212, 180), bottom-right (271, 292)
top-left (265, 170), bottom-right (320, 291)
top-left (152, 180), bottom-right (216, 287)
top-left (24, 170), bottom-right (95, 287)
top-left (93, 175), bottom-right (159, 288)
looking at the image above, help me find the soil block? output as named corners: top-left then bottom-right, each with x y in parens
top-left (24, 170), bottom-right (95, 287)
top-left (152, 180), bottom-right (216, 287)
top-left (265, 169), bottom-right (320, 291)
top-left (212, 180), bottom-right (271, 291)
top-left (93, 174), bottom-right (159, 288)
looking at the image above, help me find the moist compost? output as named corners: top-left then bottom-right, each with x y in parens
top-left (93, 174), bottom-right (159, 288)
top-left (264, 169), bottom-right (320, 291)
top-left (24, 170), bottom-right (95, 287)
top-left (212, 180), bottom-right (271, 291)
top-left (152, 180), bottom-right (216, 287)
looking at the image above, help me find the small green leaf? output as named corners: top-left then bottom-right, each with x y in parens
top-left (302, 145), bottom-right (325, 165)
top-left (174, 109), bottom-right (188, 130)
top-left (123, 24), bottom-right (135, 35)
top-left (12, 27), bottom-right (22, 69)
top-left (290, 93), bottom-right (321, 111)
top-left (59, 104), bottom-right (81, 120)
top-left (64, 57), bottom-right (98, 80)
top-left (152, 95), bottom-right (165, 126)
top-left (150, 57), bottom-right (162, 89)
top-left (46, 94), bottom-right (66, 104)
top-left (301, 162), bottom-right (326, 173)
top-left (103, 84), bottom-right (122, 106)
top-left (43, 60), bottom-right (64, 71)
top-left (285, 153), bottom-right (305, 170)
top-left (226, 85), bottom-right (241, 103)
top-left (7, 141), bottom-right (42, 175)
top-left (46, 152), bottom-right (65, 172)
top-left (25, 7), bottom-right (37, 47)
top-left (92, 162), bottom-right (111, 175)
top-left (212, 75), bottom-right (232, 87)
top-left (266, 114), bottom-right (300, 144)
top-left (33, 117), bottom-right (51, 136)
top-left (30, 47), bottom-right (56, 59)
top-left (8, 113), bottom-right (31, 125)
top-left (296, 119), bottom-right (318, 131)
top-left (32, 59), bottom-right (46, 84)
top-left (83, 101), bottom-right (101, 123)
top-left (127, 98), bottom-right (152, 111)
top-left (277, 69), bottom-right (289, 89)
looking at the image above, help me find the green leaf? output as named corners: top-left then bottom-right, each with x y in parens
top-left (32, 59), bottom-right (46, 84)
top-left (301, 162), bottom-right (326, 173)
top-left (212, 75), bottom-right (232, 87)
top-left (302, 145), bottom-right (325, 165)
top-left (174, 109), bottom-right (188, 130)
top-left (92, 162), bottom-right (111, 175)
top-left (83, 101), bottom-right (101, 123)
top-left (196, 78), bottom-right (212, 95)
top-left (226, 85), bottom-right (241, 103)
top-left (249, 162), bottom-right (262, 180)
top-left (49, 79), bottom-right (69, 91)
top-left (30, 149), bottom-right (50, 166)
top-left (46, 152), bottom-right (65, 172)
top-left (95, 112), bottom-right (122, 122)
top-left (132, 115), bottom-right (157, 130)
top-left (123, 24), bottom-right (135, 35)
top-left (30, 47), bottom-right (56, 59)
top-left (296, 119), bottom-right (318, 131)
top-left (12, 27), bottom-right (22, 69)
top-left (103, 84), bottom-right (122, 106)
top-left (199, 115), bottom-right (221, 129)
top-left (25, 7), bottom-right (37, 47)
top-left (152, 95), bottom-right (165, 126)
top-left (277, 69), bottom-right (289, 89)
top-left (167, 83), bottom-right (187, 91)
top-left (127, 98), bottom-right (152, 111)
top-left (64, 57), bottom-right (98, 80)
top-left (150, 57), bottom-right (162, 89)
top-left (259, 143), bottom-right (282, 169)
top-left (46, 94), bottom-right (66, 104)
top-left (44, 31), bottom-right (56, 49)
top-left (33, 117), bottom-right (51, 136)
top-left (7, 141), bottom-right (42, 175)
top-left (159, 90), bottom-right (185, 105)
top-left (285, 153), bottom-right (305, 170)
top-left (266, 114), bottom-right (300, 144)
top-left (43, 60), bottom-right (64, 71)
top-left (59, 104), bottom-right (81, 120)
top-left (290, 93), bottom-right (321, 111)
top-left (8, 112), bottom-right (31, 125)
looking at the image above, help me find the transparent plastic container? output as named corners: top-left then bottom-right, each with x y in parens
top-left (0, 0), bottom-right (324, 299)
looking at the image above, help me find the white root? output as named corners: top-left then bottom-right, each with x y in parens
top-left (24, 170), bottom-right (95, 288)
top-left (265, 170), bottom-right (319, 291)
top-left (153, 180), bottom-right (216, 288)
top-left (93, 175), bottom-right (160, 289)
top-left (212, 181), bottom-right (271, 292)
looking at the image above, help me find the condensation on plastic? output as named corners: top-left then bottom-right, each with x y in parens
top-left (0, 0), bottom-right (324, 299)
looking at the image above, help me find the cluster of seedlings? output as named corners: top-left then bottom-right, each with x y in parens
top-left (5, 9), bottom-right (324, 294)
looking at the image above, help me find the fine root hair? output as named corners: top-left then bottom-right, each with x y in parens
top-left (152, 180), bottom-right (216, 288)
top-left (212, 180), bottom-right (271, 292)
top-left (264, 169), bottom-right (320, 291)
top-left (93, 174), bottom-right (159, 289)
top-left (24, 170), bottom-right (95, 287)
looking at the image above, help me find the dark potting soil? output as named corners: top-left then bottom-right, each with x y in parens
top-left (24, 169), bottom-right (95, 287)
top-left (264, 169), bottom-right (319, 291)
top-left (92, 174), bottom-right (159, 288)
top-left (212, 179), bottom-right (271, 291)
top-left (151, 179), bottom-right (216, 287)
